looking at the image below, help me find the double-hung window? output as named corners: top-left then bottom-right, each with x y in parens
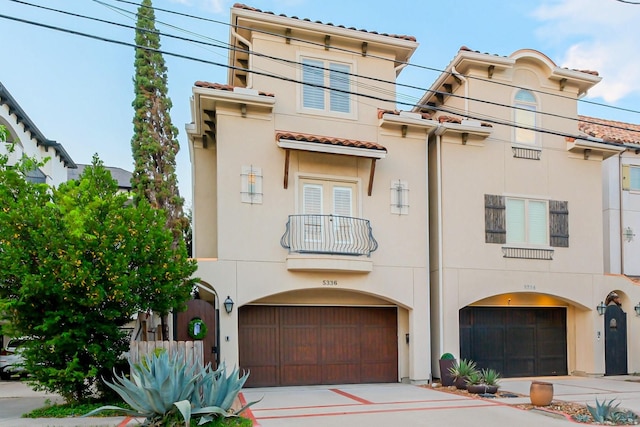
top-left (506, 198), bottom-right (548, 246)
top-left (514, 89), bottom-right (537, 145)
top-left (301, 57), bottom-right (352, 115)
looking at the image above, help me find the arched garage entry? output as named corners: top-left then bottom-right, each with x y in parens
top-left (459, 293), bottom-right (573, 378)
top-left (239, 289), bottom-right (399, 387)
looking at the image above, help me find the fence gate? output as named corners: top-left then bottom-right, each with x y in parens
top-left (605, 304), bottom-right (627, 376)
top-left (175, 299), bottom-right (218, 368)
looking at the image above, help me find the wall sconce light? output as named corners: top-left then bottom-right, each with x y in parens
top-left (597, 301), bottom-right (607, 316)
top-left (223, 296), bottom-right (234, 314)
top-left (405, 333), bottom-right (410, 344)
top-left (635, 303), bottom-right (640, 316)
top-left (623, 227), bottom-right (636, 243)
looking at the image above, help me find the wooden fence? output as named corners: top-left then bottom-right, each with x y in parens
top-left (129, 340), bottom-right (204, 368)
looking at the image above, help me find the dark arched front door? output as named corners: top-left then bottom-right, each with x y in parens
top-left (175, 299), bottom-right (218, 368)
top-left (605, 304), bottom-right (627, 375)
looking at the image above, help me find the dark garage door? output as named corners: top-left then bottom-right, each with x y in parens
top-left (239, 306), bottom-right (398, 387)
top-left (459, 307), bottom-right (567, 377)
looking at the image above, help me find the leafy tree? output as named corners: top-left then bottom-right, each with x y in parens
top-left (131, 0), bottom-right (192, 340)
top-left (0, 154), bottom-right (197, 402)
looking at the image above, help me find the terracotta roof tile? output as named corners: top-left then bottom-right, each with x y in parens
top-left (233, 3), bottom-right (417, 42)
top-left (437, 115), bottom-right (493, 128)
top-left (377, 109), bottom-right (432, 120)
top-left (578, 115), bottom-right (640, 145)
top-left (194, 81), bottom-right (275, 97)
top-left (458, 46), bottom-right (599, 76)
top-left (276, 131), bottom-right (387, 152)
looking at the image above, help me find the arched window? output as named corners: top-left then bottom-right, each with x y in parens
top-left (514, 89), bottom-right (537, 145)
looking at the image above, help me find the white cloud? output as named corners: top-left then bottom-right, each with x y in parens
top-left (533, 0), bottom-right (640, 103)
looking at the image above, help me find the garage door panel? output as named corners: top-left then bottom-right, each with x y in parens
top-left (282, 326), bottom-right (319, 364)
top-left (281, 365), bottom-right (322, 386)
top-left (240, 306), bottom-right (397, 387)
top-left (322, 326), bottom-right (359, 363)
top-left (461, 307), bottom-right (567, 378)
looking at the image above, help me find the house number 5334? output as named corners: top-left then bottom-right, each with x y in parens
top-left (322, 280), bottom-right (338, 286)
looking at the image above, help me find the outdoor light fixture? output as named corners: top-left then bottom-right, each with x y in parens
top-left (597, 301), bottom-right (607, 316)
top-left (224, 296), bottom-right (234, 314)
top-left (635, 303), bottom-right (640, 316)
top-left (405, 333), bottom-right (410, 344)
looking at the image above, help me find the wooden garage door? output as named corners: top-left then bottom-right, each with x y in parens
top-left (239, 306), bottom-right (398, 387)
top-left (459, 307), bottom-right (567, 377)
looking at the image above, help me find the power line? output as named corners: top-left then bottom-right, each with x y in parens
top-left (0, 10), bottom-right (637, 146)
top-left (8, 0), bottom-right (640, 137)
top-left (101, 0), bottom-right (640, 118)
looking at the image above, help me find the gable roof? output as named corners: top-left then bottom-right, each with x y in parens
top-left (0, 82), bottom-right (76, 168)
top-left (578, 115), bottom-right (640, 146)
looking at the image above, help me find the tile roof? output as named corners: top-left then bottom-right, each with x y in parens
top-left (276, 131), bottom-right (387, 152)
top-left (232, 3), bottom-right (417, 42)
top-left (578, 115), bottom-right (640, 145)
top-left (458, 46), bottom-right (599, 76)
top-left (194, 81), bottom-right (275, 97)
top-left (378, 109), bottom-right (432, 120)
top-left (437, 115), bottom-right (493, 127)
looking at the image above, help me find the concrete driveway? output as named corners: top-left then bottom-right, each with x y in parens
top-left (3, 375), bottom-right (640, 426)
top-left (239, 376), bottom-right (640, 427)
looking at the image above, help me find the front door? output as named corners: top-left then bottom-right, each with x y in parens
top-left (175, 299), bottom-right (218, 368)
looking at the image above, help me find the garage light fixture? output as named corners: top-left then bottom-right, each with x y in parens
top-left (596, 301), bottom-right (607, 316)
top-left (224, 296), bottom-right (234, 314)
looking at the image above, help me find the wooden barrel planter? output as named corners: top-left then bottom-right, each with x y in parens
top-left (530, 381), bottom-right (554, 406)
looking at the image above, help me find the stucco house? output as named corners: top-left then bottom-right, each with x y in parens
top-left (0, 82), bottom-right (75, 186)
top-left (415, 47), bottom-right (640, 379)
top-left (186, 3), bottom-right (434, 386)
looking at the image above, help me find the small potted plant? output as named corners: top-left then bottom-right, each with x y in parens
top-left (465, 370), bottom-right (485, 394)
top-left (448, 358), bottom-right (477, 390)
top-left (439, 353), bottom-right (457, 386)
top-left (480, 368), bottom-right (501, 394)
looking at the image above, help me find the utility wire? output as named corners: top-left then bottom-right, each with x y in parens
top-left (0, 11), bottom-right (637, 146)
top-left (101, 0), bottom-right (640, 117)
top-left (8, 0), bottom-right (640, 136)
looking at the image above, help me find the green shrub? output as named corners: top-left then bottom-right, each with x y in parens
top-left (440, 353), bottom-right (455, 360)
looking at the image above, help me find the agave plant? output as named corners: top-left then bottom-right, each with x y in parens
top-left (83, 351), bottom-right (200, 426)
top-left (191, 363), bottom-right (259, 425)
top-left (480, 368), bottom-right (501, 387)
top-left (586, 397), bottom-right (620, 423)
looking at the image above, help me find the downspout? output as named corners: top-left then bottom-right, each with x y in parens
top-left (436, 133), bottom-right (444, 355)
top-left (451, 66), bottom-right (468, 116)
top-left (230, 29), bottom-right (253, 89)
top-left (619, 152), bottom-right (625, 274)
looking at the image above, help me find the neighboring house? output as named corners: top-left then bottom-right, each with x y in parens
top-left (414, 47), bottom-right (640, 379)
top-left (68, 164), bottom-right (133, 194)
top-left (186, 4), bottom-right (435, 386)
top-left (0, 82), bottom-right (75, 186)
top-left (0, 82), bottom-right (76, 349)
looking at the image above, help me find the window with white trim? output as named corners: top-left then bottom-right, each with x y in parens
top-left (506, 198), bottom-right (548, 245)
top-left (301, 57), bottom-right (352, 115)
top-left (622, 165), bottom-right (640, 191)
top-left (514, 89), bottom-right (537, 145)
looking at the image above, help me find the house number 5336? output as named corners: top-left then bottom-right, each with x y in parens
top-left (322, 280), bottom-right (338, 286)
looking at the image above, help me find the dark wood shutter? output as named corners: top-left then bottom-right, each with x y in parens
top-left (485, 194), bottom-right (506, 244)
top-left (549, 200), bottom-right (569, 247)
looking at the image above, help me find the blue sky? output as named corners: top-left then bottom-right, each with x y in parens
top-left (2, 0), bottom-right (639, 208)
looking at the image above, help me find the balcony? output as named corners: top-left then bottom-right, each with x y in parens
top-left (280, 215), bottom-right (378, 272)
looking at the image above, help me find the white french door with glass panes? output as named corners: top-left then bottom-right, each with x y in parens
top-left (506, 198), bottom-right (548, 245)
top-left (301, 180), bottom-right (357, 252)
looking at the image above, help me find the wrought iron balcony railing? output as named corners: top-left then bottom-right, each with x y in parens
top-left (280, 214), bottom-right (378, 256)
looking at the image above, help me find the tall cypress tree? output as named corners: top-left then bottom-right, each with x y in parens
top-left (132, 0), bottom-right (190, 340)
top-left (131, 0), bottom-right (185, 248)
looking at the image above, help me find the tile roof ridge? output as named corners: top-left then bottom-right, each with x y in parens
top-left (276, 130), bottom-right (386, 151)
top-left (194, 81), bottom-right (275, 97)
top-left (232, 3), bottom-right (416, 42)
